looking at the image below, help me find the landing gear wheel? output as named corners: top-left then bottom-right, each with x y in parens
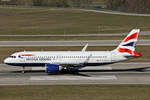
top-left (62, 67), bottom-right (79, 73)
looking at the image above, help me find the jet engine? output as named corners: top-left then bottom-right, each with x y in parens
top-left (45, 64), bottom-right (63, 73)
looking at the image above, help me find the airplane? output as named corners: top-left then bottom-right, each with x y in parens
top-left (4, 29), bottom-right (142, 74)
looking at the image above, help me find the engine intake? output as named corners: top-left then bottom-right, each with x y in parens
top-left (45, 64), bottom-right (62, 73)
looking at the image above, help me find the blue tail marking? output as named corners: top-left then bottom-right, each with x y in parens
top-left (123, 42), bottom-right (135, 47)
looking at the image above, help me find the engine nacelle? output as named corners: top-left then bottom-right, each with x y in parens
top-left (45, 64), bottom-right (63, 73)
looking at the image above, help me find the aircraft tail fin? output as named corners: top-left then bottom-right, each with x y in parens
top-left (113, 29), bottom-right (142, 57)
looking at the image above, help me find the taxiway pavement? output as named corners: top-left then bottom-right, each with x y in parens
top-left (0, 31), bottom-right (150, 36)
top-left (0, 40), bottom-right (150, 46)
top-left (0, 62), bottom-right (150, 85)
top-left (79, 9), bottom-right (150, 16)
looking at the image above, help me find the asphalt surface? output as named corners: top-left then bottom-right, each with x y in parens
top-left (0, 40), bottom-right (149, 46)
top-left (0, 62), bottom-right (150, 85)
top-left (1, 6), bottom-right (150, 17)
top-left (79, 9), bottom-right (150, 16)
top-left (0, 31), bottom-right (149, 36)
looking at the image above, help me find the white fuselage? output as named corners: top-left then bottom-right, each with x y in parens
top-left (4, 51), bottom-right (127, 67)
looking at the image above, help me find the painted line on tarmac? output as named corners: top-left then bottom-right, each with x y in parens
top-left (0, 40), bottom-right (149, 46)
top-left (0, 84), bottom-right (28, 86)
top-left (80, 66), bottom-right (112, 70)
top-left (30, 75), bottom-right (117, 81)
top-left (116, 62), bottom-right (150, 64)
top-left (0, 30), bottom-right (150, 37)
top-left (31, 67), bottom-right (45, 71)
top-left (31, 66), bottom-right (112, 71)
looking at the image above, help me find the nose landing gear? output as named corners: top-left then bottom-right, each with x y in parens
top-left (22, 66), bottom-right (25, 74)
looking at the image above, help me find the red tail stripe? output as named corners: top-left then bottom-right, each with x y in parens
top-left (118, 48), bottom-right (142, 57)
top-left (19, 54), bottom-right (35, 56)
top-left (124, 32), bottom-right (138, 42)
top-left (118, 48), bottom-right (133, 55)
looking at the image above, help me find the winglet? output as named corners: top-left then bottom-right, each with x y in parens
top-left (82, 43), bottom-right (88, 52)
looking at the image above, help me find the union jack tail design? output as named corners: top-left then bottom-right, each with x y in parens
top-left (115, 29), bottom-right (142, 57)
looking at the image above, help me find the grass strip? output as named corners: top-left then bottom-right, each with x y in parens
top-left (0, 85), bottom-right (150, 100)
top-left (0, 8), bottom-right (150, 35)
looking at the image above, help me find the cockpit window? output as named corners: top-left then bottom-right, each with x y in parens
top-left (9, 56), bottom-right (16, 58)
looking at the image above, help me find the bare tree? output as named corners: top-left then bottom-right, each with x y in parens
top-left (0, 0), bottom-right (93, 8)
top-left (105, 0), bottom-right (150, 13)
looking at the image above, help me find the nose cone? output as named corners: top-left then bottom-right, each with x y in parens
top-left (4, 58), bottom-right (9, 64)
